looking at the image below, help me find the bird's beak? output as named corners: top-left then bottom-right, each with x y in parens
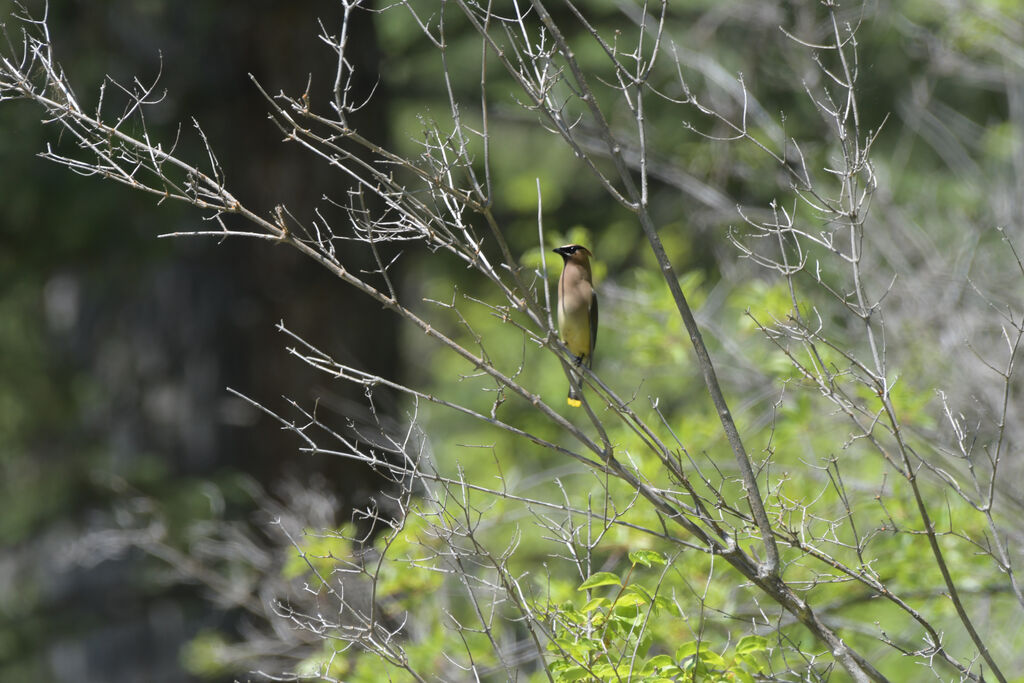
top-left (553, 246), bottom-right (569, 256)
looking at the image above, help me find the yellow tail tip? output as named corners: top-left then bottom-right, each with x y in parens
top-left (567, 397), bottom-right (582, 408)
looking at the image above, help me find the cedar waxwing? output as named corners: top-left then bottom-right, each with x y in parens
top-left (553, 244), bottom-right (598, 407)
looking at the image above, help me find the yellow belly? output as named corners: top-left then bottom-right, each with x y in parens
top-left (558, 304), bottom-right (591, 360)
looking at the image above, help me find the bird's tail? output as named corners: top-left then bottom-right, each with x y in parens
top-left (567, 366), bottom-right (583, 407)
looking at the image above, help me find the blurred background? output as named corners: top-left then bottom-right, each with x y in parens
top-left (0, 2), bottom-right (402, 680)
top-left (1, 1), bottom-right (1021, 681)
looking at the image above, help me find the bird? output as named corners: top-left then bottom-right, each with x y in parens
top-left (553, 244), bottom-right (598, 407)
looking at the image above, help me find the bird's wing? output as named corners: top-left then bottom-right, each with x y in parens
top-left (587, 290), bottom-right (598, 368)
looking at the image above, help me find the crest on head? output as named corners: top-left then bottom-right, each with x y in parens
top-left (553, 244), bottom-right (592, 261)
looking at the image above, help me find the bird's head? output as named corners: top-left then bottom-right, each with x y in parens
top-left (553, 244), bottom-right (593, 265)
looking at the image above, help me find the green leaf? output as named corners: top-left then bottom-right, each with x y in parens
top-left (553, 636), bottom-right (600, 659)
top-left (675, 641), bottom-right (698, 660)
top-left (643, 654), bottom-right (675, 672)
top-left (637, 632), bottom-right (654, 658)
top-left (698, 649), bottom-right (726, 668)
top-left (628, 549), bottom-right (666, 567)
top-left (612, 592), bottom-right (648, 609)
top-left (577, 571), bottom-right (622, 591)
top-left (652, 595), bottom-right (677, 614)
top-left (735, 635), bottom-right (768, 655)
top-left (555, 664), bottom-right (590, 682)
top-left (736, 653), bottom-right (761, 670)
top-left (609, 610), bottom-right (644, 628)
top-left (624, 584), bottom-right (654, 602)
top-left (733, 670), bottom-right (755, 683)
top-left (581, 596), bottom-right (610, 612)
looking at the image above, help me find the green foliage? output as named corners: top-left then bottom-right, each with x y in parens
top-left (281, 526), bottom-right (354, 581)
top-left (537, 553), bottom-right (770, 683)
top-left (180, 630), bottom-right (233, 678)
top-left (369, 511), bottom-right (447, 607)
top-left (407, 238), bottom-right (1021, 679)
